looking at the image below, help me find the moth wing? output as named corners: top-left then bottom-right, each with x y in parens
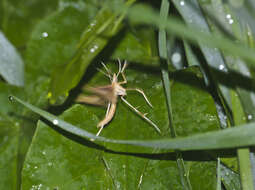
top-left (76, 94), bottom-right (107, 106)
top-left (84, 85), bottom-right (117, 103)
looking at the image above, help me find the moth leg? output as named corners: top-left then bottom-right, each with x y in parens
top-left (120, 96), bottom-right (161, 134)
top-left (96, 102), bottom-right (111, 136)
top-left (106, 101), bottom-right (111, 115)
top-left (96, 102), bottom-right (116, 136)
top-left (126, 88), bottom-right (153, 107)
top-left (116, 58), bottom-right (122, 77)
top-left (96, 125), bottom-right (104, 136)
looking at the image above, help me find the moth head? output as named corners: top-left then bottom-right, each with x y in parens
top-left (115, 85), bottom-right (126, 96)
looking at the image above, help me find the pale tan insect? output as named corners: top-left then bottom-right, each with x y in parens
top-left (76, 60), bottom-right (161, 136)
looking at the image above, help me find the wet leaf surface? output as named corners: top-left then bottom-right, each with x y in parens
top-left (22, 66), bottom-right (219, 189)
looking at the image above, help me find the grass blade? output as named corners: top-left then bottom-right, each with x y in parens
top-left (120, 4), bottom-right (255, 64)
top-left (159, 1), bottom-right (192, 189)
top-left (9, 95), bottom-right (255, 151)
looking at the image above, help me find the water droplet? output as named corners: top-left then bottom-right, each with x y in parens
top-left (42, 32), bottom-right (48, 38)
top-left (53, 119), bottom-right (59, 125)
top-left (90, 45), bottom-right (98, 53)
top-left (42, 151), bottom-right (46, 155)
top-left (219, 64), bottom-right (225, 70)
top-left (248, 114), bottom-right (253, 120)
top-left (8, 95), bottom-right (14, 102)
top-left (229, 19), bottom-right (234, 24)
top-left (38, 184), bottom-right (42, 190)
top-left (180, 1), bottom-right (185, 6)
top-left (226, 14), bottom-right (231, 19)
top-left (171, 52), bottom-right (181, 63)
top-left (34, 166), bottom-right (38, 169)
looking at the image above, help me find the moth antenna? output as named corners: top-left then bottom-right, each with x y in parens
top-left (121, 60), bottom-right (128, 73)
top-left (101, 62), bottom-right (112, 76)
top-left (96, 68), bottom-right (112, 80)
top-left (121, 96), bottom-right (161, 134)
top-left (118, 60), bottom-right (128, 84)
top-left (116, 58), bottom-right (122, 77)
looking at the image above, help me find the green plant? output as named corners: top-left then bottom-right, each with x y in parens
top-left (1, 0), bottom-right (255, 189)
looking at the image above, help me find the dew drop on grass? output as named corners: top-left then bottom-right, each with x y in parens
top-left (171, 52), bottom-right (181, 63)
top-left (53, 119), bottom-right (59, 125)
top-left (90, 45), bottom-right (98, 53)
top-left (226, 14), bottom-right (231, 19)
top-left (180, 1), bottom-right (185, 6)
top-left (42, 32), bottom-right (48, 38)
top-left (8, 95), bottom-right (14, 102)
top-left (229, 19), bottom-right (234, 24)
top-left (219, 64), bottom-right (225, 70)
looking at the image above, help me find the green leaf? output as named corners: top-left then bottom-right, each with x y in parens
top-left (0, 31), bottom-right (24, 86)
top-left (21, 110), bottom-right (216, 189)
top-left (21, 65), bottom-right (219, 189)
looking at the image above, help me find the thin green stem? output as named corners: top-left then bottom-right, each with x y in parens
top-left (232, 90), bottom-right (254, 190)
top-left (159, 1), bottom-right (192, 189)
